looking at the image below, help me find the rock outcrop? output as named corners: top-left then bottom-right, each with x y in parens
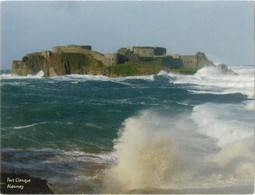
top-left (12, 45), bottom-right (217, 77)
top-left (12, 53), bottom-right (47, 76)
top-left (1, 172), bottom-right (54, 194)
top-left (217, 64), bottom-right (237, 75)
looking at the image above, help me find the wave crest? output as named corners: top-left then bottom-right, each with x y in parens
top-left (102, 107), bottom-right (254, 193)
top-left (0, 70), bottom-right (44, 79)
top-left (170, 65), bottom-right (254, 98)
top-left (102, 111), bottom-right (186, 193)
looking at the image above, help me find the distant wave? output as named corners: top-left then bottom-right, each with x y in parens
top-left (49, 73), bottom-right (155, 83)
top-left (168, 65), bottom-right (254, 98)
top-left (0, 70), bottom-right (44, 79)
top-left (13, 122), bottom-right (47, 130)
top-left (1, 122), bottom-right (47, 131)
top-left (2, 66), bottom-right (253, 99)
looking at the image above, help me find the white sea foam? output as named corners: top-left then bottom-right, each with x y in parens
top-left (56, 150), bottom-right (117, 164)
top-left (13, 122), bottom-right (47, 130)
top-left (190, 103), bottom-right (253, 147)
top-left (169, 65), bottom-right (254, 98)
top-left (2, 147), bottom-right (116, 163)
top-left (50, 73), bottom-right (154, 83)
top-left (39, 149), bottom-right (117, 164)
top-left (0, 70), bottom-right (44, 79)
top-left (157, 70), bottom-right (169, 76)
top-left (244, 100), bottom-right (254, 110)
top-left (102, 106), bottom-right (254, 193)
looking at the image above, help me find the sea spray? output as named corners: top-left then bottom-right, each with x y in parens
top-left (0, 70), bottom-right (44, 79)
top-left (102, 106), bottom-right (254, 193)
top-left (211, 137), bottom-right (254, 179)
top-left (102, 111), bottom-right (188, 193)
top-left (101, 110), bottom-right (219, 193)
top-left (170, 65), bottom-right (254, 98)
top-left (191, 103), bottom-right (253, 147)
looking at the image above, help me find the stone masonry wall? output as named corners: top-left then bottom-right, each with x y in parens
top-left (133, 47), bottom-right (155, 57)
top-left (154, 47), bottom-right (166, 56)
top-left (126, 46), bottom-right (167, 57)
top-left (104, 53), bottom-right (118, 66)
top-left (180, 55), bottom-right (198, 69)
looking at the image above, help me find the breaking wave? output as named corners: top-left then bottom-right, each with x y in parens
top-left (0, 70), bottom-right (44, 79)
top-left (48, 74), bottom-right (155, 85)
top-left (168, 65), bottom-right (254, 98)
top-left (102, 105), bottom-right (254, 193)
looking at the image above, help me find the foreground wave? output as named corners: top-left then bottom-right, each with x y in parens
top-left (102, 104), bottom-right (254, 193)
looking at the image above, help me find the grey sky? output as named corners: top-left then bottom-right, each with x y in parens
top-left (1, 1), bottom-right (254, 69)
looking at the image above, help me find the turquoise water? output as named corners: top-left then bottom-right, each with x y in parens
top-left (1, 66), bottom-right (254, 193)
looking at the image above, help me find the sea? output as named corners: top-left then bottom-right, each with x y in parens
top-left (1, 65), bottom-right (254, 194)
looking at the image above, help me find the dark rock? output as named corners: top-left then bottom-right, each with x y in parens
top-left (217, 64), bottom-right (238, 75)
top-left (1, 172), bottom-right (54, 194)
top-left (218, 64), bottom-right (228, 73)
top-left (22, 56), bottom-right (29, 62)
top-left (12, 53), bottom-right (46, 76)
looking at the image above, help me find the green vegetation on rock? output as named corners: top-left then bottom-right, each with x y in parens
top-left (162, 56), bottom-right (183, 69)
top-left (138, 57), bottom-right (155, 62)
top-left (50, 53), bottom-right (197, 77)
top-left (60, 52), bottom-right (102, 70)
top-left (61, 53), bottom-right (88, 70)
top-left (108, 62), bottom-right (169, 77)
top-left (109, 63), bottom-right (140, 76)
top-left (168, 68), bottom-right (198, 75)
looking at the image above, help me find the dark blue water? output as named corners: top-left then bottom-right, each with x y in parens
top-left (1, 72), bottom-right (246, 150)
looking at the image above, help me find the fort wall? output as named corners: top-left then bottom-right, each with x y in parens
top-left (52, 45), bottom-right (92, 53)
top-left (104, 53), bottom-right (118, 66)
top-left (126, 46), bottom-right (166, 57)
top-left (180, 55), bottom-right (198, 69)
top-left (154, 47), bottom-right (166, 56)
top-left (133, 47), bottom-right (155, 57)
top-left (52, 45), bottom-right (106, 64)
top-left (165, 54), bottom-right (180, 59)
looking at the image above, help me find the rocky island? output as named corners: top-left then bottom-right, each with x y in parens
top-left (12, 45), bottom-right (233, 77)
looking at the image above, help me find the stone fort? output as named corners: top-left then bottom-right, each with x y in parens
top-left (48, 44), bottom-right (212, 69)
top-left (14, 44), bottom-right (213, 75)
